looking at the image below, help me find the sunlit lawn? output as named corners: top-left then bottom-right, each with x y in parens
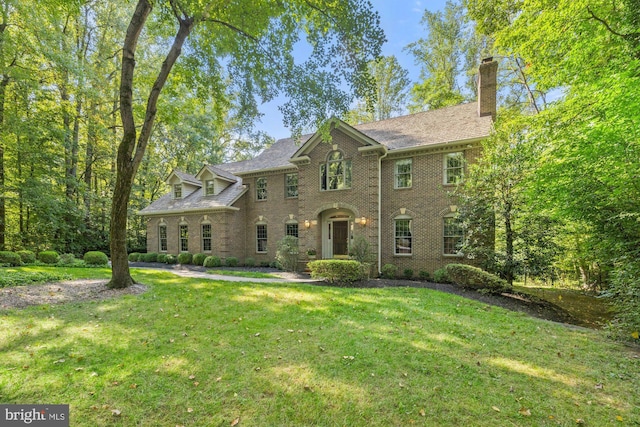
top-left (0, 267), bottom-right (638, 426)
top-left (206, 269), bottom-right (280, 279)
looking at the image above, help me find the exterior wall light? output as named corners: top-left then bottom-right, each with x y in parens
top-left (304, 220), bottom-right (311, 228)
top-left (360, 217), bottom-right (367, 226)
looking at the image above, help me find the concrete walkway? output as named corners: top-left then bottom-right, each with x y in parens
top-left (130, 263), bottom-right (320, 284)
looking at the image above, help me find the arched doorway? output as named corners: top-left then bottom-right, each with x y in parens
top-left (320, 209), bottom-right (355, 259)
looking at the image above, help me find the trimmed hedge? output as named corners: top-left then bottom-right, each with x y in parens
top-left (157, 254), bottom-right (168, 263)
top-left (225, 257), bottom-right (238, 267)
top-left (0, 251), bottom-right (22, 266)
top-left (59, 254), bottom-right (76, 265)
top-left (84, 251), bottom-right (108, 266)
top-left (444, 263), bottom-right (510, 293)
top-left (17, 250), bottom-right (36, 264)
top-left (418, 270), bottom-right (431, 281)
top-left (143, 252), bottom-right (158, 262)
top-left (244, 257), bottom-right (256, 267)
top-left (433, 268), bottom-right (450, 283)
top-left (192, 253), bottom-right (207, 266)
top-left (381, 263), bottom-right (397, 279)
top-left (177, 252), bottom-right (193, 264)
top-left (128, 252), bottom-right (141, 262)
top-left (165, 254), bottom-right (177, 264)
top-left (308, 260), bottom-right (365, 284)
top-left (203, 256), bottom-right (221, 268)
top-left (38, 251), bottom-right (60, 264)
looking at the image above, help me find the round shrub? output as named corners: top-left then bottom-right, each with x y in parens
top-left (225, 257), bottom-right (238, 267)
top-left (381, 263), bottom-right (397, 279)
top-left (192, 253), bottom-right (207, 266)
top-left (143, 252), bottom-right (158, 263)
top-left (203, 256), bottom-right (221, 268)
top-left (433, 268), bottom-right (450, 283)
top-left (0, 251), bottom-right (22, 266)
top-left (403, 268), bottom-right (414, 280)
top-left (444, 263), bottom-right (510, 293)
top-left (17, 250), bottom-right (36, 264)
top-left (84, 251), bottom-right (108, 266)
top-left (177, 252), bottom-right (193, 264)
top-left (38, 251), bottom-right (60, 265)
top-left (418, 270), bottom-right (431, 281)
top-left (244, 257), bottom-right (256, 267)
top-left (157, 253), bottom-right (168, 263)
top-left (165, 254), bottom-right (177, 264)
top-left (128, 252), bottom-right (141, 262)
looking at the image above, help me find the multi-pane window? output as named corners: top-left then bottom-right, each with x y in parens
top-left (286, 223), bottom-right (299, 238)
top-left (394, 218), bottom-right (413, 255)
top-left (285, 173), bottom-right (298, 198)
top-left (395, 159), bottom-right (412, 189)
top-left (256, 177), bottom-right (267, 200)
top-left (179, 224), bottom-right (189, 252)
top-left (173, 184), bottom-right (182, 199)
top-left (444, 152), bottom-right (464, 185)
top-left (256, 224), bottom-right (267, 253)
top-left (205, 180), bottom-right (215, 196)
top-left (202, 223), bottom-right (212, 252)
top-left (443, 216), bottom-right (464, 255)
top-left (159, 224), bottom-right (167, 252)
top-left (320, 151), bottom-right (352, 191)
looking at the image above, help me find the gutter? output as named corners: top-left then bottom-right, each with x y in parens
top-left (377, 147), bottom-right (388, 275)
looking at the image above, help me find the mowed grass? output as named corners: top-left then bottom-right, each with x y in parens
top-left (0, 268), bottom-right (638, 426)
top-left (206, 269), bottom-right (279, 279)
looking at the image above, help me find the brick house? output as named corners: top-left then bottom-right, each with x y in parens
top-left (139, 59), bottom-right (497, 275)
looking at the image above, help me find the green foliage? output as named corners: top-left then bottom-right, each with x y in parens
top-left (0, 251), bottom-right (22, 267)
top-left (244, 257), bottom-right (256, 267)
top-left (403, 268), bottom-right (414, 280)
top-left (276, 235), bottom-right (299, 272)
top-left (38, 251), bottom-right (60, 265)
top-left (58, 254), bottom-right (76, 266)
top-left (143, 252), bottom-right (159, 263)
top-left (225, 257), bottom-right (238, 267)
top-left (308, 260), bottom-right (365, 284)
top-left (0, 270), bottom-right (72, 289)
top-left (433, 268), bottom-right (450, 284)
top-left (165, 254), bottom-right (177, 265)
top-left (192, 253), bottom-right (207, 266)
top-left (419, 270), bottom-right (431, 281)
top-left (128, 253), bottom-right (141, 262)
top-left (604, 259), bottom-right (640, 341)
top-left (348, 234), bottom-right (372, 263)
top-left (445, 263), bottom-right (510, 293)
top-left (17, 250), bottom-right (36, 264)
top-left (380, 263), bottom-right (397, 279)
top-left (177, 252), bottom-right (193, 265)
top-left (83, 251), bottom-right (108, 266)
top-left (203, 256), bottom-right (222, 268)
top-left (157, 254), bottom-right (168, 263)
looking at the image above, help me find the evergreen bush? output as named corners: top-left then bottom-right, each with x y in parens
top-left (177, 252), bottom-right (193, 264)
top-left (308, 260), bottom-right (365, 284)
top-left (58, 253), bottom-right (76, 265)
top-left (418, 270), bottom-right (431, 281)
top-left (403, 268), bottom-right (414, 280)
top-left (203, 256), bottom-right (221, 268)
top-left (444, 263), bottom-right (510, 293)
top-left (0, 251), bottom-right (22, 266)
top-left (381, 263), bottom-right (397, 279)
top-left (244, 257), bottom-right (256, 267)
top-left (84, 251), bottom-right (109, 266)
top-left (143, 252), bottom-right (158, 262)
top-left (275, 235), bottom-right (299, 272)
top-left (157, 254), bottom-right (168, 263)
top-left (225, 257), bottom-right (238, 267)
top-left (128, 252), bottom-right (141, 262)
top-left (165, 254), bottom-right (177, 264)
top-left (433, 268), bottom-right (450, 283)
top-left (192, 253), bottom-right (207, 266)
top-left (17, 250), bottom-right (36, 264)
top-left (38, 251), bottom-right (60, 265)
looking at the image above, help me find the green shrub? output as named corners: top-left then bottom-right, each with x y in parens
top-left (244, 257), bottom-right (256, 267)
top-left (225, 257), bottom-right (238, 267)
top-left (17, 250), bottom-right (36, 264)
top-left (0, 251), bottom-right (22, 266)
top-left (276, 235), bottom-right (299, 272)
top-left (381, 263), bottom-right (397, 279)
top-left (260, 261), bottom-right (270, 268)
top-left (418, 270), bottom-right (431, 281)
top-left (349, 234), bottom-right (372, 263)
top-left (444, 263), bottom-right (510, 293)
top-left (58, 253), bottom-right (76, 265)
top-left (403, 268), bottom-right (414, 280)
top-left (192, 253), bottom-right (207, 266)
top-left (84, 251), bottom-right (109, 266)
top-left (308, 260), bottom-right (365, 284)
top-left (165, 254), bottom-right (177, 264)
top-left (0, 270), bottom-right (72, 289)
top-left (143, 252), bottom-right (158, 263)
top-left (433, 268), bottom-right (450, 283)
top-left (128, 252), bottom-right (141, 262)
top-left (38, 251), bottom-right (60, 264)
top-left (203, 256), bottom-right (221, 268)
top-left (157, 254), bottom-right (168, 263)
top-left (177, 252), bottom-right (193, 264)
top-left (270, 261), bottom-right (281, 269)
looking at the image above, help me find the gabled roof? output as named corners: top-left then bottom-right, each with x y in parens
top-left (195, 165), bottom-right (239, 183)
top-left (167, 170), bottom-right (202, 187)
top-left (217, 136), bottom-right (311, 175)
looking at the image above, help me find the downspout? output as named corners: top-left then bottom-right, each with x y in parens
top-left (377, 148), bottom-right (388, 275)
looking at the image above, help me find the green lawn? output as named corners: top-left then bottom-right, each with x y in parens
top-left (206, 269), bottom-right (280, 279)
top-left (1, 267), bottom-right (638, 426)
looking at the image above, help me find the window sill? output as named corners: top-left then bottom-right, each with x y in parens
top-left (394, 253), bottom-right (413, 257)
top-left (443, 253), bottom-right (464, 258)
top-left (393, 186), bottom-right (412, 190)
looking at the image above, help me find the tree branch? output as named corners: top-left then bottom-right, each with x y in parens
top-left (586, 6), bottom-right (640, 46)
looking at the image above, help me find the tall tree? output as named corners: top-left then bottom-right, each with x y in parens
top-left (109, 0), bottom-right (384, 288)
top-left (344, 55), bottom-right (410, 124)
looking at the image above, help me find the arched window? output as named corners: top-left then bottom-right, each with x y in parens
top-left (320, 150), bottom-right (351, 191)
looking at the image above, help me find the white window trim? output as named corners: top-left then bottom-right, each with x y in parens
top-left (179, 223), bottom-right (189, 253)
top-left (204, 180), bottom-right (215, 196)
top-left (443, 215), bottom-right (464, 257)
top-left (158, 223), bottom-right (168, 253)
top-left (443, 152), bottom-right (464, 185)
top-left (394, 158), bottom-right (412, 189)
top-left (256, 223), bottom-right (268, 253)
top-left (201, 222), bottom-right (212, 253)
top-left (256, 177), bottom-right (267, 201)
top-left (393, 215), bottom-right (413, 256)
top-left (173, 184), bottom-right (183, 199)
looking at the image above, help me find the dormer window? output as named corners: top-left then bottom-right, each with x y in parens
top-left (173, 184), bottom-right (182, 199)
top-left (205, 180), bottom-right (215, 196)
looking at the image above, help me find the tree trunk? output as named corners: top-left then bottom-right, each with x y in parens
top-left (108, 0), bottom-right (194, 288)
top-left (0, 76), bottom-right (7, 250)
top-left (504, 201), bottom-right (514, 286)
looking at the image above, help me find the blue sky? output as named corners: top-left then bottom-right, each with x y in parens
top-left (259, 0), bottom-right (447, 140)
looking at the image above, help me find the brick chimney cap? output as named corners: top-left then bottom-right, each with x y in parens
top-left (481, 57), bottom-right (494, 63)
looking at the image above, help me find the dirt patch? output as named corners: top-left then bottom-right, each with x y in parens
top-left (0, 280), bottom-right (147, 310)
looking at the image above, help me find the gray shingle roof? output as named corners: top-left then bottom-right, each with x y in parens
top-left (172, 170), bottom-right (202, 186)
top-left (139, 180), bottom-right (246, 215)
top-left (200, 165), bottom-right (238, 183)
top-left (218, 136), bottom-right (311, 175)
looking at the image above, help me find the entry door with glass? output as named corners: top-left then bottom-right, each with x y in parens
top-left (332, 220), bottom-right (349, 257)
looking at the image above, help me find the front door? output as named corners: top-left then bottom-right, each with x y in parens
top-left (332, 220), bottom-right (349, 257)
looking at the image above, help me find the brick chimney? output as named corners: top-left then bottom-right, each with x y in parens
top-left (477, 57), bottom-right (498, 120)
